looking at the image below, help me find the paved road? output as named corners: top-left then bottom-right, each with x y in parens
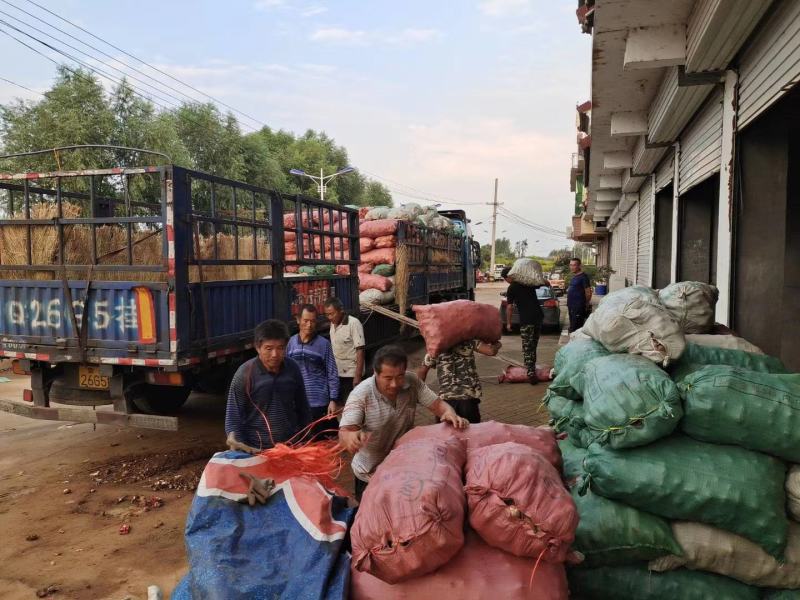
top-left (0, 282), bottom-right (562, 599)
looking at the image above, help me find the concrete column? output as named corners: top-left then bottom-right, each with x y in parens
top-left (715, 70), bottom-right (738, 325)
top-left (670, 142), bottom-right (681, 283)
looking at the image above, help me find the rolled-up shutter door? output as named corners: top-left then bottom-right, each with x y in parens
top-left (678, 88), bottom-right (723, 195)
top-left (637, 177), bottom-right (653, 286)
top-left (655, 151), bottom-right (674, 193)
top-left (738, 0), bottom-right (800, 130)
top-left (625, 207), bottom-right (639, 286)
top-left (612, 218), bottom-right (627, 277)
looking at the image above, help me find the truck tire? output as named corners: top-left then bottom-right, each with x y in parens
top-left (127, 383), bottom-right (192, 415)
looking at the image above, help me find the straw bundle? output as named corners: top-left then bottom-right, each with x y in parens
top-left (395, 243), bottom-right (410, 316)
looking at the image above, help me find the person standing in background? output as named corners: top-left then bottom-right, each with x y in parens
top-left (287, 304), bottom-right (340, 439)
top-left (567, 258), bottom-right (592, 333)
top-left (324, 297), bottom-right (365, 410)
top-left (503, 266), bottom-right (544, 384)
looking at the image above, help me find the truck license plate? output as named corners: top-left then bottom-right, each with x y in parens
top-left (78, 366), bottom-right (109, 390)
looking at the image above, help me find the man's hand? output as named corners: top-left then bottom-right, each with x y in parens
top-left (441, 411), bottom-right (469, 430)
top-left (505, 323), bottom-right (513, 333)
top-left (353, 375), bottom-right (362, 387)
top-left (327, 400), bottom-right (341, 417)
top-left (238, 473), bottom-right (274, 506)
top-left (227, 432), bottom-right (261, 455)
top-left (339, 428), bottom-right (370, 454)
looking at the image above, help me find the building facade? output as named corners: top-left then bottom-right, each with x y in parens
top-left (569, 0), bottom-right (799, 370)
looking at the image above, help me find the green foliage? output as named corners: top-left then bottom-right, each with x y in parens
top-left (0, 68), bottom-right (392, 207)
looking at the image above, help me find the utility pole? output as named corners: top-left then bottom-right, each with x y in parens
top-left (488, 178), bottom-right (501, 280)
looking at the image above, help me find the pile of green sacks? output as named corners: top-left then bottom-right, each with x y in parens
top-left (545, 339), bottom-right (800, 599)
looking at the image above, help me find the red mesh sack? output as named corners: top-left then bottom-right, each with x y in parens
top-left (285, 253), bottom-right (297, 262)
top-left (285, 241), bottom-right (297, 255)
top-left (413, 300), bottom-right (502, 357)
top-left (360, 248), bottom-right (396, 265)
top-left (335, 265), bottom-right (350, 276)
top-left (374, 235), bottom-right (397, 249)
top-left (394, 421), bottom-right (562, 471)
top-left (358, 262), bottom-right (375, 273)
top-left (465, 442), bottom-right (578, 561)
top-left (360, 219), bottom-right (399, 238)
top-left (358, 206), bottom-right (370, 219)
top-left (350, 529), bottom-right (569, 600)
top-left (498, 364), bottom-right (553, 383)
top-left (350, 437), bottom-right (467, 584)
top-left (360, 237), bottom-right (375, 252)
top-left (285, 265), bottom-right (299, 273)
top-left (358, 273), bottom-right (393, 292)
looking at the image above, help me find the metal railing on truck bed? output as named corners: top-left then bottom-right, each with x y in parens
top-left (0, 165), bottom-right (359, 428)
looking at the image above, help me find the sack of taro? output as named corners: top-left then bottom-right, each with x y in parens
top-left (581, 434), bottom-right (789, 559)
top-left (498, 364), bottom-right (552, 384)
top-left (788, 466), bottom-right (800, 522)
top-left (350, 437), bottom-right (466, 584)
top-left (568, 565), bottom-right (760, 600)
top-left (669, 342), bottom-right (787, 383)
top-left (582, 286), bottom-right (686, 366)
top-left (358, 273), bottom-right (393, 292)
top-left (464, 442), bottom-right (578, 561)
top-left (649, 521), bottom-right (800, 588)
top-left (350, 529), bottom-right (569, 600)
top-left (507, 257), bottom-right (547, 286)
top-left (658, 281), bottom-right (719, 334)
top-left (413, 300), bottom-right (502, 358)
top-left (559, 439), bottom-right (683, 567)
top-left (544, 393), bottom-right (594, 449)
top-left (360, 218), bottom-right (398, 238)
top-left (679, 366), bottom-right (800, 462)
top-left (574, 354), bottom-right (682, 449)
top-left (549, 338), bottom-right (609, 400)
top-left (395, 421), bottom-right (562, 471)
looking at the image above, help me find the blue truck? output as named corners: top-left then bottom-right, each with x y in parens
top-left (0, 164), bottom-right (478, 429)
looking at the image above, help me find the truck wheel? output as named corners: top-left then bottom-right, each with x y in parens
top-left (127, 384), bottom-right (192, 415)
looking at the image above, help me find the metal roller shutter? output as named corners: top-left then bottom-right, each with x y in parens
top-left (655, 151), bottom-right (674, 192)
top-left (738, 0), bottom-right (800, 130)
top-left (611, 218), bottom-right (627, 278)
top-left (637, 176), bottom-right (654, 286)
top-left (678, 88), bottom-right (723, 195)
top-left (625, 207), bottom-right (639, 286)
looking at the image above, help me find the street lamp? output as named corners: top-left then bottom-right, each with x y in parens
top-left (289, 166), bottom-right (355, 203)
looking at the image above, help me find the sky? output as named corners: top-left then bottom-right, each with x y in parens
top-left (0, 0), bottom-right (591, 255)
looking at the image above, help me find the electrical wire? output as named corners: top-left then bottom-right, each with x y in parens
top-left (0, 74), bottom-right (41, 95)
top-left (497, 206), bottom-right (566, 237)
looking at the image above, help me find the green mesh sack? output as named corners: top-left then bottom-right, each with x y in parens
top-left (680, 366), bottom-right (800, 462)
top-left (575, 354), bottom-right (682, 449)
top-left (669, 342), bottom-right (787, 383)
top-left (298, 265), bottom-right (317, 275)
top-left (568, 566), bottom-right (759, 600)
top-left (582, 435), bottom-right (789, 559)
top-left (314, 264), bottom-right (336, 276)
top-left (371, 264), bottom-right (395, 276)
top-left (549, 339), bottom-right (609, 400)
top-left (544, 393), bottom-right (593, 448)
top-left (763, 591), bottom-right (800, 599)
top-left (559, 440), bottom-right (682, 567)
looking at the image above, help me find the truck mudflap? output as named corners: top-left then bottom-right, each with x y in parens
top-left (0, 397), bottom-right (179, 431)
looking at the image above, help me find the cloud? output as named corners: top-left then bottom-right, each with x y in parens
top-left (300, 5), bottom-right (327, 17)
top-left (309, 26), bottom-right (442, 46)
top-left (387, 28), bottom-right (443, 44)
top-left (309, 27), bottom-right (369, 45)
top-left (253, 0), bottom-right (285, 9)
top-left (478, 0), bottom-right (532, 17)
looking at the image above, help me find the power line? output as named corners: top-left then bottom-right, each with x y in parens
top-left (0, 74), bottom-right (41, 96)
top-left (358, 167), bottom-right (485, 206)
top-left (497, 206), bottom-right (565, 236)
top-left (20, 0), bottom-right (267, 130)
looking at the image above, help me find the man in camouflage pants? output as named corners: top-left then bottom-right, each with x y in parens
top-left (503, 267), bottom-right (544, 384)
top-left (417, 339), bottom-right (502, 423)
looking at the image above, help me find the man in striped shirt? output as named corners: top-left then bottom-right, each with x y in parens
top-left (225, 319), bottom-right (311, 453)
top-left (287, 304), bottom-right (340, 439)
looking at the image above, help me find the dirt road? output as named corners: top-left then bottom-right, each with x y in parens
top-left (0, 282), bottom-right (562, 599)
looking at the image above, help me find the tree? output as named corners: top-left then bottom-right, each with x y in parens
top-left (514, 240), bottom-right (528, 258)
top-left (494, 237), bottom-right (512, 256)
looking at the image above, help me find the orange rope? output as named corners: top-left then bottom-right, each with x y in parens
top-left (528, 545), bottom-right (548, 592)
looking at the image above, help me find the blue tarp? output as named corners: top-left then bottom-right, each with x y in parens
top-left (172, 451), bottom-right (355, 600)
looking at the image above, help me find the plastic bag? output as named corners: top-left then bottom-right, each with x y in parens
top-left (351, 437), bottom-right (466, 584)
top-left (659, 281), bottom-right (719, 334)
top-left (465, 442), bottom-right (578, 560)
top-left (394, 421), bottom-right (562, 471)
top-left (668, 342), bottom-right (787, 383)
top-left (498, 364), bottom-right (552, 383)
top-left (360, 248), bottom-right (396, 265)
top-left (507, 258), bottom-right (547, 286)
top-left (568, 565), bottom-right (760, 600)
top-left (582, 286), bottom-right (686, 366)
top-left (315, 265), bottom-right (335, 276)
top-left (358, 273), bottom-right (393, 292)
top-left (371, 264), bottom-right (395, 276)
top-left (559, 439), bottom-right (683, 567)
top-left (360, 219), bottom-right (399, 237)
top-left (374, 235), bottom-right (397, 249)
top-left (350, 529), bottom-right (568, 600)
top-left (583, 434), bottom-right (789, 559)
top-left (576, 354), bottom-right (682, 449)
top-left (549, 338), bottom-right (610, 400)
top-left (365, 206), bottom-right (390, 220)
top-left (649, 521), bottom-right (800, 588)
top-left (680, 366), bottom-right (800, 461)
top-left (359, 237), bottom-right (375, 252)
top-left (413, 300), bottom-right (502, 358)
top-left (788, 466), bottom-right (800, 522)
